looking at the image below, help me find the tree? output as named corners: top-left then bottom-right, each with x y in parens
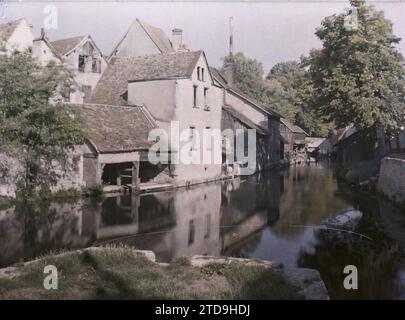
top-left (304, 0), bottom-right (405, 137)
top-left (0, 50), bottom-right (83, 199)
top-left (221, 52), bottom-right (268, 102)
top-left (265, 61), bottom-right (305, 122)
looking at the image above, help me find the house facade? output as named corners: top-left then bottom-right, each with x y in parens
top-left (210, 67), bottom-right (282, 173)
top-left (109, 19), bottom-right (175, 59)
top-left (91, 50), bottom-right (223, 187)
top-left (51, 35), bottom-right (108, 103)
top-left (280, 118), bottom-right (309, 165)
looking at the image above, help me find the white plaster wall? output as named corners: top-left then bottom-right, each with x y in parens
top-left (128, 54), bottom-right (223, 185)
top-left (110, 22), bottom-right (161, 58)
top-left (173, 55), bottom-right (223, 184)
top-left (4, 19), bottom-right (34, 54)
top-left (128, 79), bottom-right (177, 122)
top-left (32, 40), bottom-right (60, 66)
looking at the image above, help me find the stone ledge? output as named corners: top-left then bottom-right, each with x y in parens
top-left (191, 255), bottom-right (283, 269)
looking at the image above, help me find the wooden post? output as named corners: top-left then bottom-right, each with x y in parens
top-left (131, 192), bottom-right (140, 223)
top-left (116, 169), bottom-right (121, 186)
top-left (96, 162), bottom-right (106, 185)
top-left (132, 161), bottom-right (140, 190)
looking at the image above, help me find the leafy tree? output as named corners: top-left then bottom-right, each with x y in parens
top-left (221, 52), bottom-right (268, 102)
top-left (0, 50), bottom-right (83, 199)
top-left (265, 61), bottom-right (306, 122)
top-left (304, 0), bottom-right (405, 137)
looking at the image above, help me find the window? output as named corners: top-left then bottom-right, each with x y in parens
top-left (92, 58), bottom-right (100, 73)
top-left (204, 88), bottom-right (209, 108)
top-left (201, 68), bottom-right (205, 81)
top-left (190, 126), bottom-right (196, 151)
top-left (193, 85), bottom-right (198, 108)
top-left (197, 67), bottom-right (200, 80)
top-left (78, 55), bottom-right (85, 72)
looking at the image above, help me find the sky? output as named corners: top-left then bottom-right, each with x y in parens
top-left (2, 1), bottom-right (405, 73)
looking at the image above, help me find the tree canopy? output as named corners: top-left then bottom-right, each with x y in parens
top-left (0, 50), bottom-right (83, 198)
top-left (304, 0), bottom-right (405, 135)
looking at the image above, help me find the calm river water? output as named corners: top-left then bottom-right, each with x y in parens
top-left (1, 163), bottom-right (404, 299)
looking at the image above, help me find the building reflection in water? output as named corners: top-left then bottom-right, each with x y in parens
top-left (0, 176), bottom-right (274, 266)
top-left (1, 164), bottom-right (405, 299)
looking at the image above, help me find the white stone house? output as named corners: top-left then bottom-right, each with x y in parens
top-left (50, 35), bottom-right (108, 102)
top-left (0, 18), bottom-right (34, 54)
top-left (108, 18), bottom-right (175, 60)
top-left (91, 50), bottom-right (223, 187)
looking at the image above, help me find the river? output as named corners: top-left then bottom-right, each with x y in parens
top-left (0, 163), bottom-right (404, 299)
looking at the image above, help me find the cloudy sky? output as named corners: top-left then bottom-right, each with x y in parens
top-left (2, 1), bottom-right (405, 73)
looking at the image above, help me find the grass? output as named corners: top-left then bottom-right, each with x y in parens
top-left (0, 247), bottom-right (304, 300)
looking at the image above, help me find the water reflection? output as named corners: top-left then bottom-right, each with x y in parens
top-left (0, 163), bottom-right (404, 299)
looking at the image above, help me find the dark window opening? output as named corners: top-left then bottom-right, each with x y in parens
top-left (197, 67), bottom-right (200, 80)
top-left (201, 68), bottom-right (205, 81)
top-left (193, 85), bottom-right (197, 107)
top-left (78, 55), bottom-right (85, 72)
top-left (204, 87), bottom-right (209, 107)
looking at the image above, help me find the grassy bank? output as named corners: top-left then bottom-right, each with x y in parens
top-left (0, 247), bottom-right (304, 300)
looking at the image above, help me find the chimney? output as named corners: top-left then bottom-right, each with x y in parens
top-left (40, 28), bottom-right (45, 39)
top-left (172, 28), bottom-right (183, 51)
top-left (224, 17), bottom-right (235, 88)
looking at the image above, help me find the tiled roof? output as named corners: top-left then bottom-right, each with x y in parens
top-left (138, 20), bottom-right (174, 53)
top-left (210, 66), bottom-right (228, 88)
top-left (91, 51), bottom-right (202, 105)
top-left (331, 125), bottom-right (357, 146)
top-left (0, 19), bottom-right (23, 42)
top-left (63, 103), bottom-right (156, 153)
top-left (280, 118), bottom-right (308, 135)
top-left (210, 66), bottom-right (281, 118)
top-left (223, 105), bottom-right (269, 136)
top-left (51, 35), bottom-right (86, 55)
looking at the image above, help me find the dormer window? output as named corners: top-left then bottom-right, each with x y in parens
top-left (197, 67), bottom-right (200, 80)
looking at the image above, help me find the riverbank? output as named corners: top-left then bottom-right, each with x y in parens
top-left (335, 158), bottom-right (405, 210)
top-left (0, 246), bottom-right (328, 300)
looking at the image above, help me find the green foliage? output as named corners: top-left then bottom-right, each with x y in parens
top-left (0, 51), bottom-right (84, 199)
top-left (221, 54), bottom-right (334, 137)
top-left (221, 52), bottom-right (268, 102)
top-left (304, 0), bottom-right (405, 135)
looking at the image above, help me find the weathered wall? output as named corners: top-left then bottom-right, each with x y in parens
top-left (4, 19), bottom-right (34, 54)
top-left (110, 21), bottom-right (162, 58)
top-left (0, 146), bottom-right (86, 198)
top-left (378, 156), bottom-right (405, 204)
top-left (173, 55), bottom-right (223, 185)
top-left (32, 39), bottom-right (60, 66)
top-left (128, 79), bottom-right (176, 122)
top-left (64, 38), bottom-right (107, 99)
top-left (128, 54), bottom-right (223, 186)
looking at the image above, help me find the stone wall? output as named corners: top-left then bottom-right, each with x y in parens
top-left (378, 155), bottom-right (405, 203)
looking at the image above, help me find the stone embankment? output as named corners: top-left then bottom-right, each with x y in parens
top-left (378, 155), bottom-right (405, 205)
